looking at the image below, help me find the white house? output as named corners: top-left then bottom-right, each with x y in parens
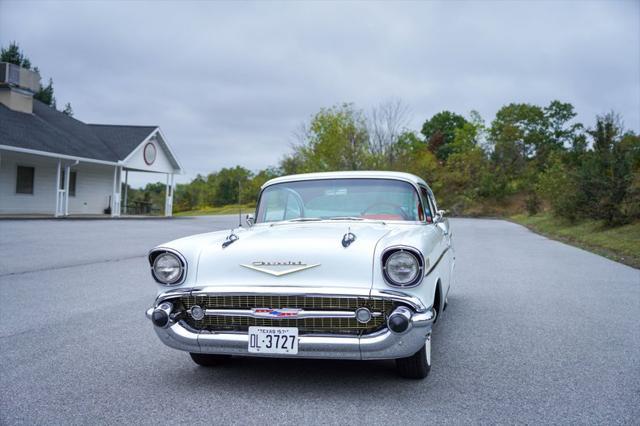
top-left (0, 62), bottom-right (183, 217)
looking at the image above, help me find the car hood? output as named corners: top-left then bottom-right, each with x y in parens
top-left (194, 222), bottom-right (392, 289)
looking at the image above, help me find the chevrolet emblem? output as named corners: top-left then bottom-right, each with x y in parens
top-left (240, 261), bottom-right (320, 276)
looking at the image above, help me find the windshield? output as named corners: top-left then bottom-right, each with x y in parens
top-left (256, 178), bottom-right (424, 223)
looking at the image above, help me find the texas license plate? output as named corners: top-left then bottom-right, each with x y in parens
top-left (248, 326), bottom-right (299, 354)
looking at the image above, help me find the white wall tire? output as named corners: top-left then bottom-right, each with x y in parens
top-left (396, 333), bottom-right (432, 379)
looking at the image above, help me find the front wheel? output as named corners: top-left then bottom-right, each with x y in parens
top-left (395, 333), bottom-right (432, 379)
top-left (189, 353), bottom-right (231, 367)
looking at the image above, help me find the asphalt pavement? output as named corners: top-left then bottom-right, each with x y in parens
top-left (0, 216), bottom-right (638, 424)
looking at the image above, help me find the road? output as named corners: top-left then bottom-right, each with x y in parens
top-left (1, 217), bottom-right (638, 424)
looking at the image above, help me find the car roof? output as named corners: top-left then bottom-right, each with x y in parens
top-left (262, 171), bottom-right (430, 189)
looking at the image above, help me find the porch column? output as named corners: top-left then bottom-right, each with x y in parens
top-left (54, 160), bottom-right (63, 217)
top-left (123, 169), bottom-right (128, 215)
top-left (111, 166), bottom-right (121, 217)
top-left (164, 173), bottom-right (174, 217)
top-left (63, 165), bottom-right (71, 216)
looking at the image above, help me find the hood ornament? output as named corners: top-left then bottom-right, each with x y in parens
top-left (222, 230), bottom-right (239, 248)
top-left (342, 227), bottom-right (357, 248)
top-left (240, 261), bottom-right (320, 276)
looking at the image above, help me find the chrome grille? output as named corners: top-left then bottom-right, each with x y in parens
top-left (179, 295), bottom-right (395, 334)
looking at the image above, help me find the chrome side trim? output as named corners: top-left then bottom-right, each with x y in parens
top-left (425, 247), bottom-right (449, 277)
top-left (155, 288), bottom-right (192, 304)
top-left (371, 289), bottom-right (427, 312)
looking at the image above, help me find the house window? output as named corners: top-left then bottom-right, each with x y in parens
top-left (16, 166), bottom-right (35, 194)
top-left (60, 170), bottom-right (77, 197)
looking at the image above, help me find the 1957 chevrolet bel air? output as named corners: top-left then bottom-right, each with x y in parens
top-left (146, 171), bottom-right (454, 378)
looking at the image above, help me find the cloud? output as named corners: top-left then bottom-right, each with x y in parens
top-left (1, 0), bottom-right (638, 186)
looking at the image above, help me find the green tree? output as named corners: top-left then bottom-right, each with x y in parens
top-left (393, 131), bottom-right (424, 165)
top-left (34, 77), bottom-right (56, 107)
top-left (439, 112), bottom-right (491, 213)
top-left (619, 133), bottom-right (640, 220)
top-left (489, 103), bottom-right (547, 161)
top-left (537, 153), bottom-right (581, 220)
top-left (420, 111), bottom-right (469, 161)
top-left (583, 113), bottom-right (637, 225)
top-left (279, 153), bottom-right (305, 175)
top-left (293, 103), bottom-right (371, 172)
top-left (0, 41), bottom-right (31, 69)
top-left (213, 166), bottom-right (252, 206)
top-left (62, 102), bottom-right (74, 117)
top-left (174, 174), bottom-right (209, 211)
top-left (242, 167), bottom-right (280, 204)
top-left (488, 103), bottom-right (549, 198)
top-left (544, 101), bottom-right (583, 149)
top-left (392, 131), bottom-right (442, 194)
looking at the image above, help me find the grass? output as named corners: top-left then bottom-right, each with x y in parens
top-left (174, 203), bottom-right (256, 217)
top-left (511, 213), bottom-right (640, 269)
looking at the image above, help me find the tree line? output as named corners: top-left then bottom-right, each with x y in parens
top-left (5, 41), bottom-right (635, 223)
top-left (167, 100), bottom-right (638, 225)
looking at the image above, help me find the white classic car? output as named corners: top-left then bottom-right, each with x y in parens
top-left (146, 171), bottom-right (454, 379)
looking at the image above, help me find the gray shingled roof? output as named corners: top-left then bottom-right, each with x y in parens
top-left (88, 124), bottom-right (158, 160)
top-left (0, 99), bottom-right (158, 163)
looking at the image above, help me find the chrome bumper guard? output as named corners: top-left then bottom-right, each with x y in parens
top-left (146, 288), bottom-right (436, 360)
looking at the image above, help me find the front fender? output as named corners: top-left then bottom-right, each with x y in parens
top-left (372, 224), bottom-right (447, 310)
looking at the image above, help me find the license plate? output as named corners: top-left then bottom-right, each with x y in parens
top-left (248, 326), bottom-right (298, 355)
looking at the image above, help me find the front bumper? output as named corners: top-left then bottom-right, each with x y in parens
top-left (146, 306), bottom-right (435, 360)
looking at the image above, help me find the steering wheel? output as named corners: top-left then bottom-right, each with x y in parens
top-left (362, 202), bottom-right (408, 220)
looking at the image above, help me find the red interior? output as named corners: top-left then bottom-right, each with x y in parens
top-left (361, 214), bottom-right (404, 220)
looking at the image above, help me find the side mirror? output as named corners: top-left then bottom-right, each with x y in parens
top-left (245, 214), bottom-right (255, 227)
top-left (435, 209), bottom-right (447, 222)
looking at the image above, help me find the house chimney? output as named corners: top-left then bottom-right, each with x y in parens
top-left (0, 62), bottom-right (41, 114)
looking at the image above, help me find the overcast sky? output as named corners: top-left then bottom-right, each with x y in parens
top-left (1, 0), bottom-right (638, 186)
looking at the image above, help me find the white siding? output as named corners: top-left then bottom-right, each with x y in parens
top-left (67, 162), bottom-right (115, 214)
top-left (0, 151), bottom-right (57, 214)
top-left (123, 136), bottom-right (177, 173)
top-left (0, 150), bottom-right (115, 215)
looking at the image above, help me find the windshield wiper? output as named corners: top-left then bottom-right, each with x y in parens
top-left (327, 216), bottom-right (365, 221)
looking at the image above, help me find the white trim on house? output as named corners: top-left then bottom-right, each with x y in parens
top-left (0, 144), bottom-right (119, 166)
top-left (156, 128), bottom-right (184, 173)
top-left (121, 128), bottom-right (183, 173)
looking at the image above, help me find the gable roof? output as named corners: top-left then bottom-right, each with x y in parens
top-left (0, 99), bottom-right (177, 169)
top-left (88, 124), bottom-right (158, 160)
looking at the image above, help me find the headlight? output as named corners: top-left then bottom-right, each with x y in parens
top-left (383, 248), bottom-right (423, 287)
top-left (150, 251), bottom-right (185, 285)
